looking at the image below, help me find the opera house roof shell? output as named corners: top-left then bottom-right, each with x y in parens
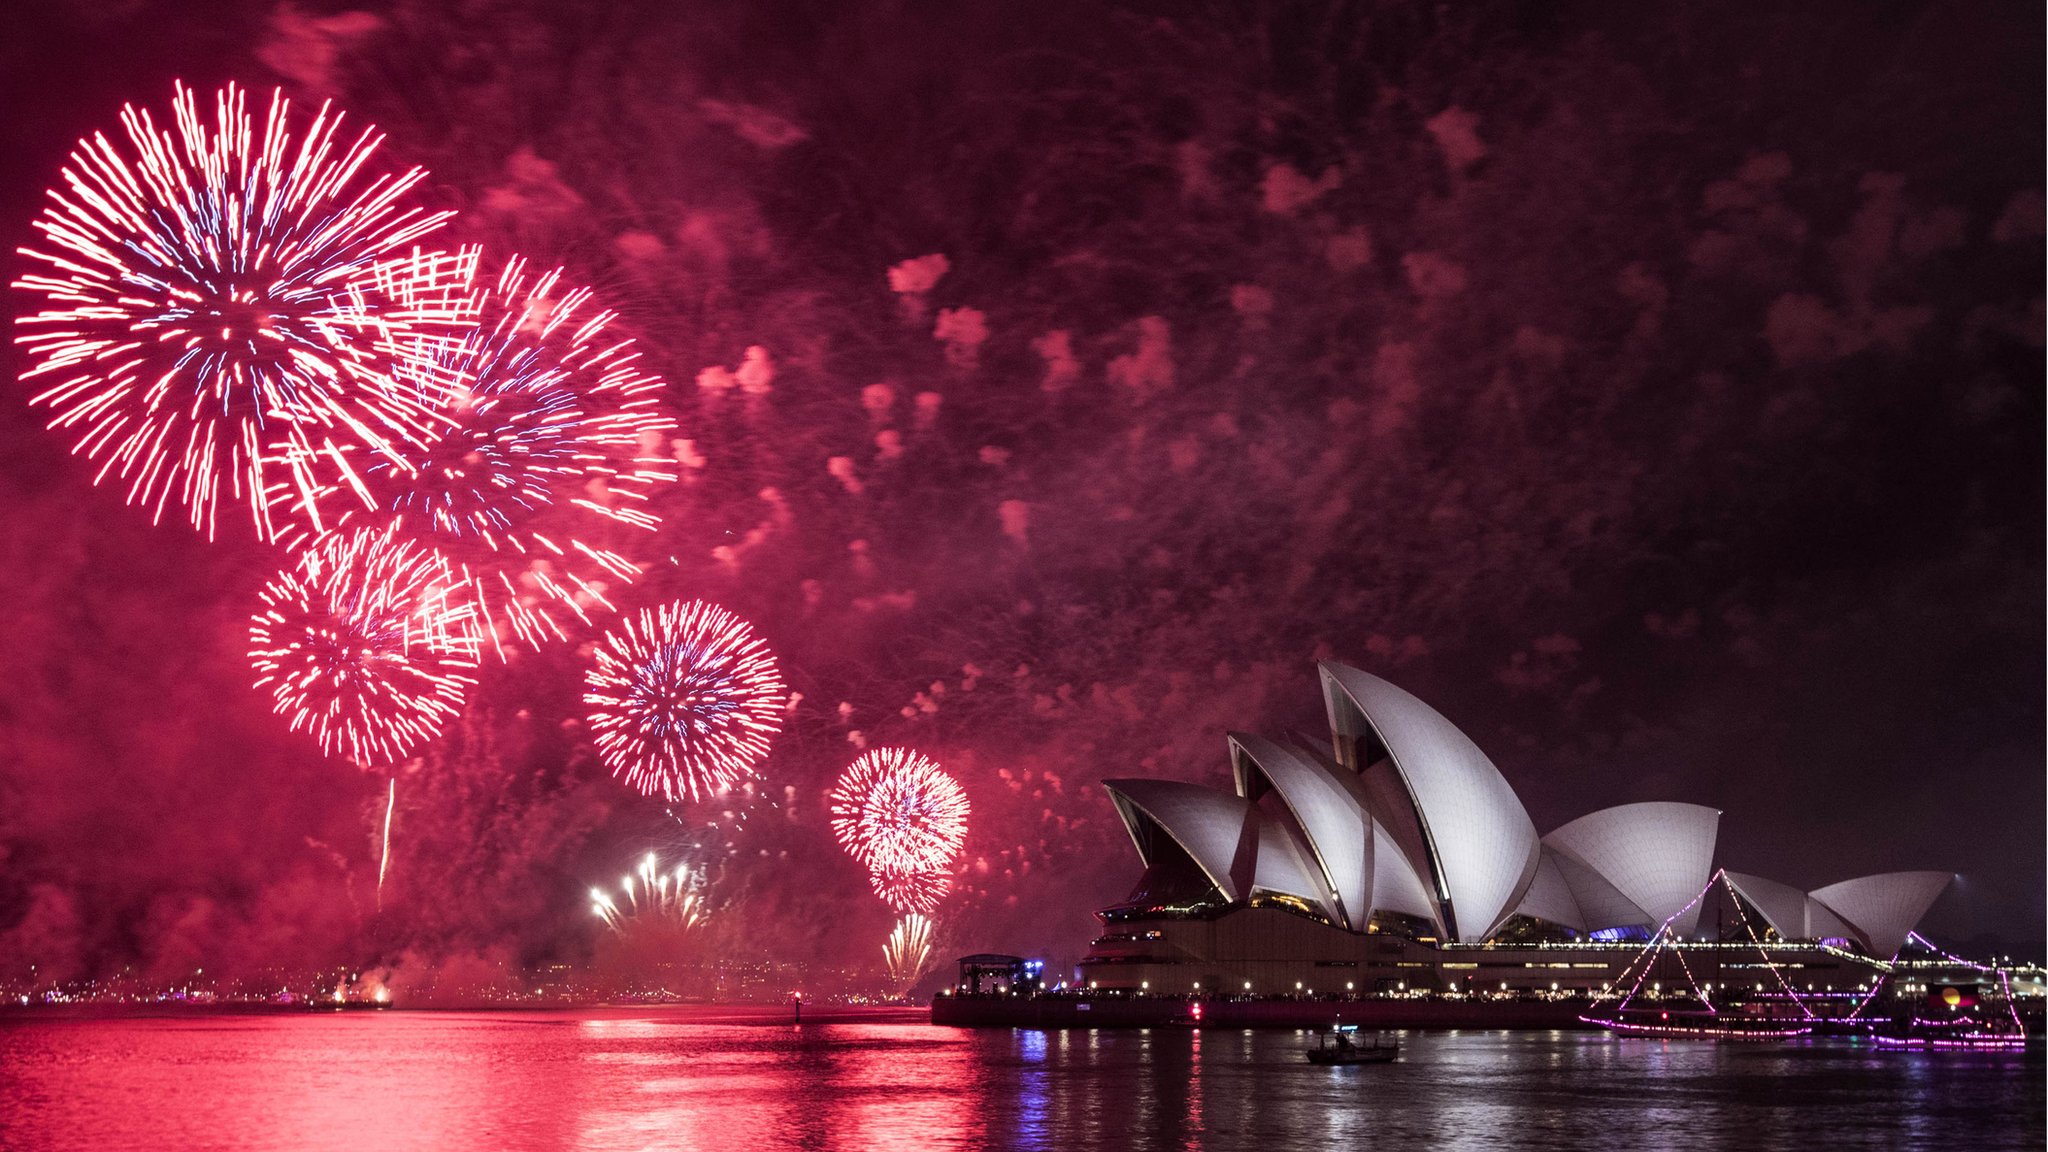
top-left (1725, 870), bottom-right (1955, 957)
top-left (1100, 661), bottom-right (1952, 954)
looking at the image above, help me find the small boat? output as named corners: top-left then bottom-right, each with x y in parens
top-left (1864, 1013), bottom-right (2028, 1051)
top-left (1305, 1025), bottom-right (1397, 1065)
top-left (1583, 1006), bottom-right (1812, 1041)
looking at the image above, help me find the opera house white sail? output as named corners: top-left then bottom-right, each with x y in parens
top-left (1726, 869), bottom-right (1955, 957)
top-left (1539, 802), bottom-right (1721, 935)
top-left (1229, 733), bottom-right (1372, 930)
top-left (1319, 663), bottom-right (1540, 942)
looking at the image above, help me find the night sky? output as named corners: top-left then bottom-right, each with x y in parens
top-left (0, 0), bottom-right (2040, 993)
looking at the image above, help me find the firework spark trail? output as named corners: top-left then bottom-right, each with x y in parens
top-left (829, 748), bottom-right (970, 877)
top-left (11, 82), bottom-right (479, 541)
top-left (249, 526), bottom-right (480, 767)
top-left (302, 254), bottom-right (680, 653)
top-left (584, 601), bottom-right (785, 804)
top-left (377, 777), bottom-right (396, 909)
top-left (884, 913), bottom-right (935, 993)
top-left (592, 852), bottom-right (709, 933)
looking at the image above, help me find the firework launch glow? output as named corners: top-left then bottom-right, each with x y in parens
top-left (829, 748), bottom-right (970, 882)
top-left (883, 913), bottom-right (934, 994)
top-left (249, 526), bottom-right (479, 767)
top-left (10, 82), bottom-right (477, 542)
top-left (583, 601), bottom-right (786, 804)
top-left (591, 852), bottom-right (709, 934)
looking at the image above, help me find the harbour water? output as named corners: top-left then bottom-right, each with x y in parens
top-left (0, 1008), bottom-right (2038, 1150)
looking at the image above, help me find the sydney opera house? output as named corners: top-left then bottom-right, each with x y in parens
top-left (1074, 662), bottom-right (1954, 997)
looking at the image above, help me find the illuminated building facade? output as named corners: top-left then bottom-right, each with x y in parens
top-left (1075, 662), bottom-right (1952, 997)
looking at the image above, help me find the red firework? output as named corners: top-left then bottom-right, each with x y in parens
top-left (583, 601), bottom-right (785, 803)
top-left (11, 81), bottom-right (474, 542)
top-left (870, 863), bottom-right (953, 916)
top-left (250, 527), bottom-right (480, 767)
top-left (328, 254), bottom-right (680, 655)
top-left (829, 748), bottom-right (970, 877)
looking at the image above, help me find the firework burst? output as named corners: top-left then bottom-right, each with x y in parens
top-left (584, 601), bottom-right (785, 803)
top-left (870, 862), bottom-right (953, 916)
top-left (591, 851), bottom-right (711, 933)
top-left (249, 526), bottom-right (479, 766)
top-left (11, 81), bottom-right (476, 542)
top-left (829, 748), bottom-right (970, 877)
top-left (883, 913), bottom-right (935, 994)
top-left (311, 255), bottom-right (680, 653)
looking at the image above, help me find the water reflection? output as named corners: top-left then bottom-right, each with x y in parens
top-left (0, 1013), bottom-right (2038, 1151)
top-left (1014, 1028), bottom-right (1048, 1149)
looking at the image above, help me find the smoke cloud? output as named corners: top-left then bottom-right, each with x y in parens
top-left (0, 0), bottom-right (2039, 990)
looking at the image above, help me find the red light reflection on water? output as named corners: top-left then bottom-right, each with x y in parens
top-left (5, 1010), bottom-right (2036, 1150)
top-left (572, 1018), bottom-right (986, 1150)
top-left (0, 1010), bottom-right (989, 1152)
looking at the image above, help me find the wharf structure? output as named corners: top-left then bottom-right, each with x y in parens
top-left (938, 662), bottom-right (2001, 1026)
